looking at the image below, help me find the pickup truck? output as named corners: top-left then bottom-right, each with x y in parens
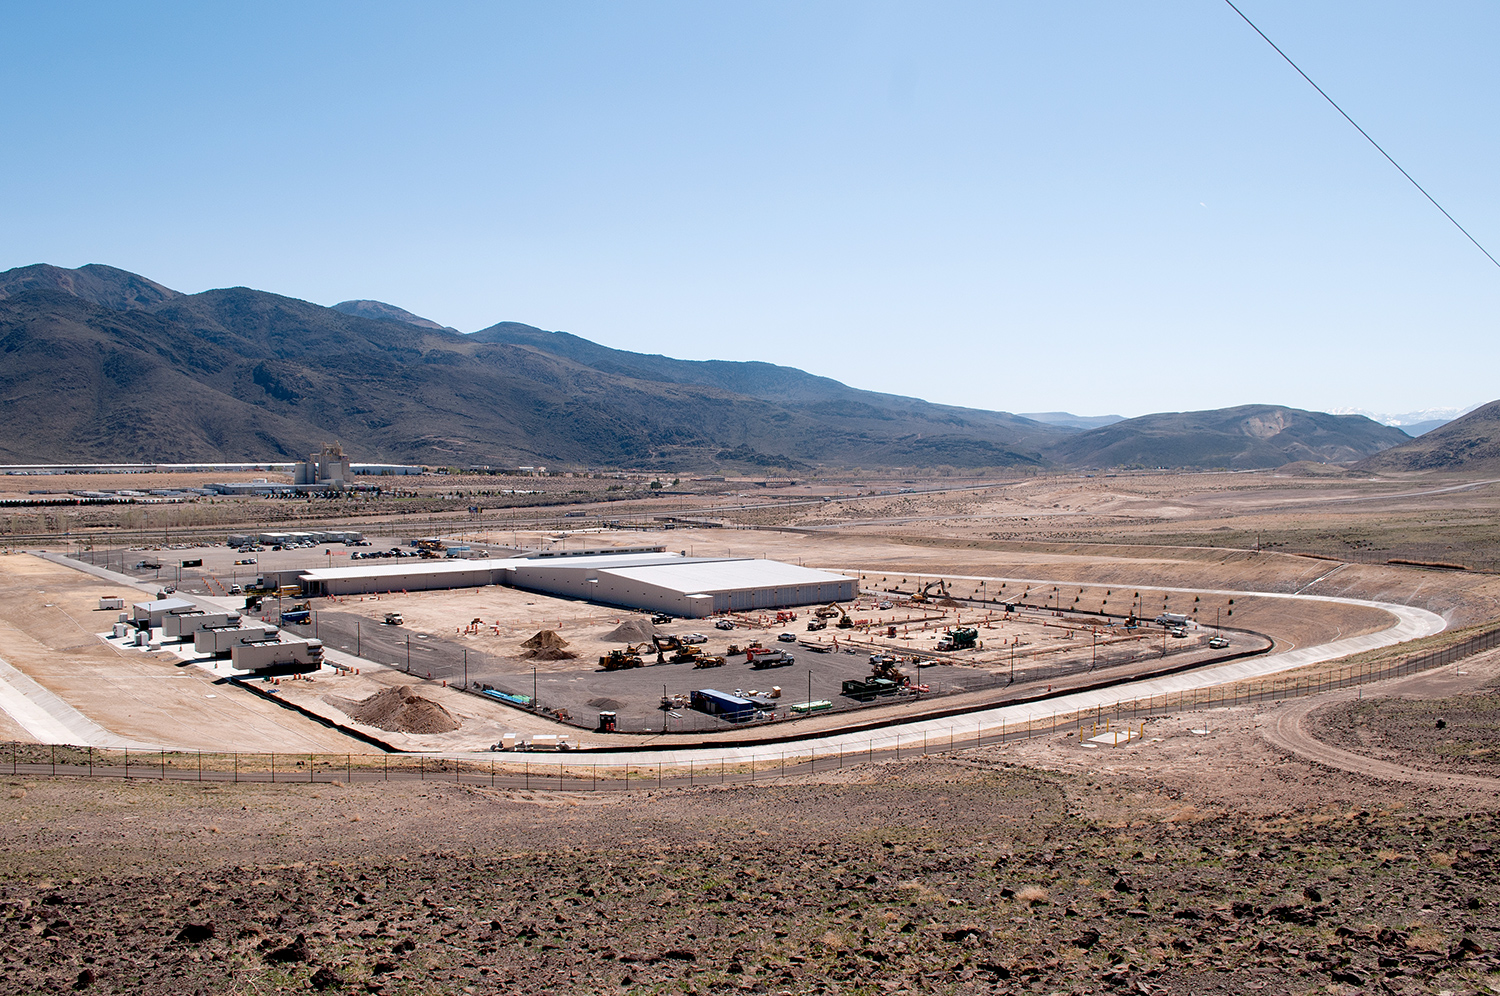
top-left (384, 612), bottom-right (404, 626)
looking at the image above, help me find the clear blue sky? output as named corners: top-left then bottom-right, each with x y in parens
top-left (2, 2), bottom-right (1496, 418)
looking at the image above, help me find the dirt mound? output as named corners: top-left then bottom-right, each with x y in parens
top-left (327, 687), bottom-right (460, 734)
top-left (603, 618), bottom-right (658, 643)
top-left (521, 629), bottom-right (569, 650)
top-left (523, 645), bottom-right (578, 661)
top-left (937, 597), bottom-right (962, 607)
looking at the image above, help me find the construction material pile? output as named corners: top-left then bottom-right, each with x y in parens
top-left (328, 687), bottom-right (460, 734)
top-left (937, 597), bottom-right (962, 607)
top-left (521, 629), bottom-right (577, 660)
top-left (602, 617), bottom-right (658, 644)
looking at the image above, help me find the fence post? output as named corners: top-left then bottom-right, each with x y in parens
top-left (234, 753), bottom-right (238, 784)
top-left (125, 748), bottom-right (129, 780)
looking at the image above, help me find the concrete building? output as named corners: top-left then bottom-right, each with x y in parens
top-left (296, 550), bottom-right (856, 617)
top-left (295, 444), bottom-right (352, 488)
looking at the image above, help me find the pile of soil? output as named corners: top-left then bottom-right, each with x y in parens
top-left (602, 617), bottom-right (658, 643)
top-left (521, 630), bottom-right (569, 650)
top-left (524, 646), bottom-right (577, 661)
top-left (937, 597), bottom-right (962, 607)
top-left (520, 630), bottom-right (577, 660)
top-left (327, 687), bottom-right (460, 734)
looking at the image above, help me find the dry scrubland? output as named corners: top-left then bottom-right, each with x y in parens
top-left (2, 692), bottom-right (1498, 996)
top-left (2, 471), bottom-right (1500, 993)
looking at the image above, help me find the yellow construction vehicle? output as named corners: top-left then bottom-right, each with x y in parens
top-left (814, 603), bottom-right (841, 620)
top-left (651, 635), bottom-right (705, 664)
top-left (911, 579), bottom-right (949, 604)
top-left (599, 645), bottom-right (646, 671)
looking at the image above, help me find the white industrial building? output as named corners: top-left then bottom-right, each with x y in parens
top-left (296, 550), bottom-right (855, 617)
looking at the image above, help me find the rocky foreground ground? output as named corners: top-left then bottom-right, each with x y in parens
top-left (2, 703), bottom-right (1498, 996)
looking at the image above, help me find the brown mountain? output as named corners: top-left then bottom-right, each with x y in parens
top-left (330, 299), bottom-right (452, 331)
top-left (1351, 400), bottom-right (1500, 474)
top-left (0, 264), bottom-right (1058, 469)
top-left (1044, 405), bottom-right (1410, 470)
top-left (0, 262), bottom-right (178, 311)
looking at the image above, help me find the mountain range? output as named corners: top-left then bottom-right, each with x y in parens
top-left (0, 263), bottom-right (1469, 473)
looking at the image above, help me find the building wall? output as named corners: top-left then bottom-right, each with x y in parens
top-left (308, 567), bottom-right (506, 596)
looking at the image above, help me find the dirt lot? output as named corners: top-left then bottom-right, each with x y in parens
top-left (0, 553), bottom-right (370, 752)
top-left (2, 686), bottom-right (1498, 996)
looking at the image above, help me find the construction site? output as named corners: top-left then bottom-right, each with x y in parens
top-left (4, 469), bottom-right (1500, 996)
top-left (0, 463), bottom-right (1481, 756)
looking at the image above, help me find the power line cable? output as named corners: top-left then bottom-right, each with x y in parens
top-left (1224, 0), bottom-right (1499, 270)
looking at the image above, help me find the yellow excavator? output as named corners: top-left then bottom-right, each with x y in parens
top-left (911, 579), bottom-right (949, 605)
top-left (651, 634), bottom-right (708, 665)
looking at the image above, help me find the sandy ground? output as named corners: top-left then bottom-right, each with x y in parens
top-left (0, 554), bottom-right (370, 752)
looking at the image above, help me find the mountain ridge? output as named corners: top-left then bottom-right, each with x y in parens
top-left (0, 262), bottom-right (1428, 473)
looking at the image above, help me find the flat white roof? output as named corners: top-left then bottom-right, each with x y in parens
top-left (299, 557), bottom-right (527, 582)
top-left (299, 550), bottom-right (687, 583)
top-left (599, 559), bottom-right (851, 595)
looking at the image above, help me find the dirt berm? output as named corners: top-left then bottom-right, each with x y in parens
top-left (325, 687), bottom-right (460, 734)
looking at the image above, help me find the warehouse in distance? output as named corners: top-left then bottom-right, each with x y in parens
top-left (296, 549), bottom-right (855, 618)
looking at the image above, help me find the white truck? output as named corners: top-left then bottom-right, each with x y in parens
top-left (230, 637), bottom-right (324, 671)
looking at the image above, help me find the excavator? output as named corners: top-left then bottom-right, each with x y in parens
top-left (599, 644), bottom-right (646, 671)
top-left (910, 579), bottom-right (950, 605)
top-left (835, 604), bottom-right (855, 629)
top-left (651, 634), bottom-right (711, 665)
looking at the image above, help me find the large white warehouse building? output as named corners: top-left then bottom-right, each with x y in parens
top-left (296, 550), bottom-right (856, 617)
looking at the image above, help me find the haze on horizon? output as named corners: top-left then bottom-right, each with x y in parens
top-left (1, 1), bottom-right (1495, 420)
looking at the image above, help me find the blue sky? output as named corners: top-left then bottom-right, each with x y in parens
top-left (2, 2), bottom-right (1496, 418)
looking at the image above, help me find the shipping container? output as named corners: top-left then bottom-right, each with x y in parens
top-left (195, 624), bottom-right (279, 654)
top-left (230, 638), bottom-right (324, 671)
top-left (162, 611), bottom-right (240, 640)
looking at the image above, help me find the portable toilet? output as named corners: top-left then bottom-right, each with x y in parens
top-left (598, 711), bottom-right (617, 732)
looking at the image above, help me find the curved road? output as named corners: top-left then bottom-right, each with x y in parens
top-left (1264, 684), bottom-right (1500, 793)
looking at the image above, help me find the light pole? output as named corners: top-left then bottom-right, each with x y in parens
top-left (405, 635), bottom-right (410, 673)
top-left (463, 648), bottom-right (468, 689)
top-left (532, 666), bottom-right (538, 708)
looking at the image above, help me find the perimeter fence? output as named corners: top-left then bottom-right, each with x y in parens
top-left (5, 624), bottom-right (1498, 792)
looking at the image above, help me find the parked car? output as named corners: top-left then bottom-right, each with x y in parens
top-left (1208, 635), bottom-right (1230, 649)
top-left (681, 633), bottom-right (708, 644)
top-left (777, 632), bottom-right (796, 643)
top-left (714, 619), bottom-right (736, 631)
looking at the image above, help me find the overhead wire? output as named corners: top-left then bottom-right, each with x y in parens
top-left (1224, 0), bottom-right (1499, 271)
